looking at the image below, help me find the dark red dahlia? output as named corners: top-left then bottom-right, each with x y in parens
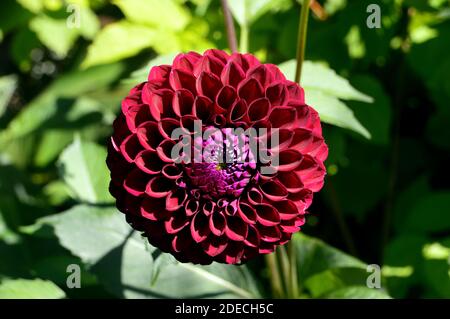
top-left (106, 49), bottom-right (328, 264)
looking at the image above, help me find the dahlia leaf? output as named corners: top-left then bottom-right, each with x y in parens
top-left (113, 0), bottom-right (190, 31)
top-left (29, 15), bottom-right (80, 58)
top-left (279, 60), bottom-right (374, 103)
top-left (305, 89), bottom-right (371, 139)
top-left (293, 233), bottom-right (366, 281)
top-left (304, 268), bottom-right (389, 298)
top-left (228, 0), bottom-right (288, 27)
top-left (0, 62), bottom-right (125, 143)
top-left (321, 286), bottom-right (391, 299)
top-left (0, 278), bottom-right (65, 299)
top-left (58, 137), bottom-right (113, 204)
top-left (81, 21), bottom-right (158, 69)
top-left (36, 205), bottom-right (261, 298)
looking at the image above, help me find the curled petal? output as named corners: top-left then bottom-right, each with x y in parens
top-left (191, 212), bottom-right (210, 243)
top-left (237, 78), bottom-right (263, 104)
top-left (166, 188), bottom-right (187, 211)
top-left (255, 204), bottom-right (281, 226)
top-left (196, 72), bottom-right (222, 100)
top-left (185, 199), bottom-right (199, 217)
top-left (209, 211), bottom-right (226, 236)
top-left (123, 168), bottom-right (149, 196)
top-left (136, 121), bottom-right (163, 151)
top-left (225, 216), bottom-right (248, 241)
top-left (260, 179), bottom-right (288, 201)
top-left (269, 106), bottom-right (297, 128)
top-left (173, 89), bottom-right (194, 117)
top-left (120, 134), bottom-right (142, 163)
top-left (165, 211), bottom-right (189, 235)
top-left (201, 236), bottom-right (228, 257)
top-left (216, 85), bottom-right (237, 112)
top-left (172, 52), bottom-right (201, 71)
top-left (247, 98), bottom-right (270, 122)
top-left (170, 68), bottom-right (197, 94)
top-left (135, 150), bottom-right (164, 174)
top-left (221, 61), bottom-right (245, 88)
top-left (193, 55), bottom-right (224, 77)
top-left (145, 176), bottom-right (173, 198)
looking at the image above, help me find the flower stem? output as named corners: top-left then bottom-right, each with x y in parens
top-left (265, 253), bottom-right (283, 298)
top-left (287, 0), bottom-right (312, 299)
top-left (221, 0), bottom-right (238, 53)
top-left (288, 240), bottom-right (299, 298)
top-left (277, 245), bottom-right (291, 297)
top-left (240, 24), bottom-right (249, 53)
top-left (295, 0), bottom-right (311, 84)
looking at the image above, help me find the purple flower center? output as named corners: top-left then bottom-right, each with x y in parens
top-left (183, 127), bottom-right (257, 200)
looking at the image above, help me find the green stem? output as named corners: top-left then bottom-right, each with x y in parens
top-left (295, 0), bottom-right (311, 84)
top-left (285, 0), bottom-right (311, 300)
top-left (240, 24), bottom-right (249, 53)
top-left (265, 253), bottom-right (284, 298)
top-left (288, 241), bottom-right (299, 298)
top-left (278, 246), bottom-right (291, 297)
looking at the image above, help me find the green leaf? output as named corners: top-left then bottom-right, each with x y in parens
top-left (278, 60), bottom-right (372, 138)
top-left (58, 137), bottom-right (112, 204)
top-left (0, 75), bottom-right (17, 118)
top-left (0, 278), bottom-right (65, 299)
top-left (30, 15), bottom-right (80, 58)
top-left (228, 0), bottom-right (284, 27)
top-left (293, 233), bottom-right (366, 281)
top-left (0, 62), bottom-right (125, 142)
top-left (279, 60), bottom-right (374, 102)
top-left (322, 286), bottom-right (391, 299)
top-left (306, 89), bottom-right (371, 139)
top-left (82, 21), bottom-right (158, 68)
top-left (304, 268), bottom-right (375, 298)
top-left (34, 205), bottom-right (260, 298)
top-left (112, 0), bottom-right (190, 31)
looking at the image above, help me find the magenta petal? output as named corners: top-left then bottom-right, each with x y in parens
top-left (123, 168), bottom-right (149, 196)
top-left (255, 204), bottom-right (281, 226)
top-left (225, 216), bottom-right (248, 241)
top-left (247, 97), bottom-right (270, 122)
top-left (260, 179), bottom-right (288, 201)
top-left (196, 72), bottom-right (222, 100)
top-left (209, 211), bottom-right (226, 236)
top-left (145, 176), bottom-right (173, 198)
top-left (220, 61), bottom-right (245, 88)
top-left (191, 212), bottom-right (210, 243)
top-left (170, 68), bottom-right (196, 94)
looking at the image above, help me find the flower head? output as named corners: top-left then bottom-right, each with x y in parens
top-left (106, 49), bottom-right (328, 264)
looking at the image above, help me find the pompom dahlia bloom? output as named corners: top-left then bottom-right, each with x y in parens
top-left (106, 49), bottom-right (328, 264)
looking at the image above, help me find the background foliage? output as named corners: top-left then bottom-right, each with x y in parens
top-left (0, 0), bottom-right (449, 299)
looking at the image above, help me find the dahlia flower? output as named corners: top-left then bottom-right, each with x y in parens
top-left (106, 49), bottom-right (328, 264)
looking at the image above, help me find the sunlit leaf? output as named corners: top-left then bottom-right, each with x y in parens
top-left (58, 137), bottom-right (112, 204)
top-left (32, 205), bottom-right (261, 298)
top-left (113, 0), bottom-right (190, 31)
top-left (306, 89), bottom-right (371, 139)
top-left (82, 21), bottom-right (157, 68)
top-left (279, 60), bottom-right (373, 102)
top-left (30, 15), bottom-right (79, 58)
top-left (0, 278), bottom-right (65, 299)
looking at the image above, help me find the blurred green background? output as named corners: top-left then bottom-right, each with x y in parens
top-left (0, 0), bottom-right (449, 299)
